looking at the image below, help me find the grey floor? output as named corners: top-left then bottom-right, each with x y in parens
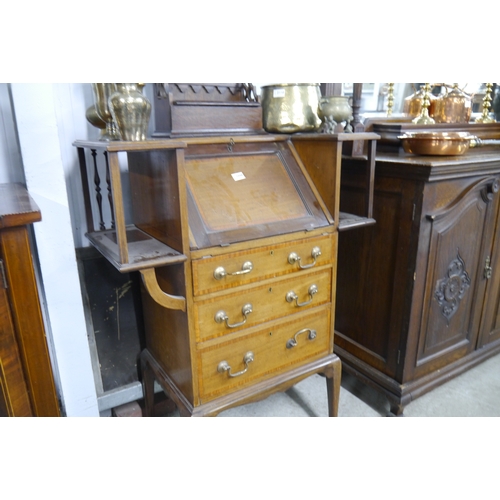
top-left (212, 351), bottom-right (500, 417)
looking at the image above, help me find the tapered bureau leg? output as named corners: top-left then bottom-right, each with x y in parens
top-left (140, 350), bottom-right (156, 417)
top-left (325, 355), bottom-right (342, 417)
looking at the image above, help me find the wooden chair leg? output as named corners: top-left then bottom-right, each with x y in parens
top-left (325, 355), bottom-right (342, 417)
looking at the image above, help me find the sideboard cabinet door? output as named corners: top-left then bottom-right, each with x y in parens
top-left (478, 185), bottom-right (500, 348)
top-left (409, 176), bottom-right (500, 379)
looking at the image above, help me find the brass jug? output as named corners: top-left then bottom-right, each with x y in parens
top-left (431, 84), bottom-right (473, 124)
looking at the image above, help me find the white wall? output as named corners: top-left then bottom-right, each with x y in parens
top-left (0, 85), bottom-right (24, 184)
top-left (4, 83), bottom-right (99, 416)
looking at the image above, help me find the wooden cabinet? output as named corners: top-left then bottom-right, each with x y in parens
top-left (336, 152), bottom-right (500, 415)
top-left (0, 183), bottom-right (60, 417)
top-left (74, 134), bottom-right (348, 417)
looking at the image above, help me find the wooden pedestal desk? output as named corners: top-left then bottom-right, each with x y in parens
top-left (0, 183), bottom-right (60, 417)
top-left (337, 150), bottom-right (500, 415)
top-left (74, 133), bottom-right (365, 417)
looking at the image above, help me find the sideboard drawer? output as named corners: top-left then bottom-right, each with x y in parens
top-left (197, 305), bottom-right (331, 402)
top-left (192, 234), bottom-right (333, 296)
top-left (194, 268), bottom-right (332, 342)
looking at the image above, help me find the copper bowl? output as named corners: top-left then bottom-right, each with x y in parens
top-left (398, 131), bottom-right (476, 156)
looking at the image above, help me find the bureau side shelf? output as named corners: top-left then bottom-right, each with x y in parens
top-left (86, 225), bottom-right (187, 273)
top-left (338, 212), bottom-right (376, 231)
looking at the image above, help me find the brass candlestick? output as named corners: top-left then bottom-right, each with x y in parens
top-left (475, 83), bottom-right (495, 123)
top-left (412, 83), bottom-right (435, 125)
top-left (387, 83), bottom-right (395, 116)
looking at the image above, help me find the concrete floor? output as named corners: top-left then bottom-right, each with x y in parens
top-left (214, 351), bottom-right (500, 417)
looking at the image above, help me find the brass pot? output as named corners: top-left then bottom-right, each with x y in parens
top-left (260, 83), bottom-right (322, 133)
top-left (431, 85), bottom-right (473, 124)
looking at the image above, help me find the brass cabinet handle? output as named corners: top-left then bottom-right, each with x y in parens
top-left (286, 284), bottom-right (318, 307)
top-left (286, 328), bottom-right (317, 349)
top-left (288, 246), bottom-right (321, 269)
top-left (214, 261), bottom-right (253, 280)
top-left (484, 256), bottom-right (493, 279)
top-left (214, 303), bottom-right (253, 328)
top-left (217, 351), bottom-right (254, 378)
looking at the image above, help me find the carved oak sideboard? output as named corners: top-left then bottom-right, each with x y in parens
top-left (336, 151), bottom-right (500, 415)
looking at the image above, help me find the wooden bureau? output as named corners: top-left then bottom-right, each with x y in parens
top-left (74, 134), bottom-right (344, 417)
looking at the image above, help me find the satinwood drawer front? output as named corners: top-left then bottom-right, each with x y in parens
top-left (197, 305), bottom-right (331, 402)
top-left (194, 268), bottom-right (332, 342)
top-left (191, 234), bottom-right (333, 297)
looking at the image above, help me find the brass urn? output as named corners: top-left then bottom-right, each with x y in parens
top-left (403, 86), bottom-right (437, 118)
top-left (318, 96), bottom-right (353, 133)
top-left (431, 84), bottom-right (473, 124)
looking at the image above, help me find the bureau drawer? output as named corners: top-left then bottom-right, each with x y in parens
top-left (194, 268), bottom-right (332, 342)
top-left (192, 234), bottom-right (333, 296)
top-left (197, 306), bottom-right (331, 402)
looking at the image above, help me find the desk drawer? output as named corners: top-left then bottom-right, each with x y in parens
top-left (197, 306), bottom-right (331, 402)
top-left (192, 234), bottom-right (333, 296)
top-left (194, 268), bottom-right (332, 342)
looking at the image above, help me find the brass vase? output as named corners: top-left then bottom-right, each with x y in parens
top-left (108, 83), bottom-right (151, 141)
top-left (91, 83), bottom-right (120, 140)
top-left (85, 104), bottom-right (107, 139)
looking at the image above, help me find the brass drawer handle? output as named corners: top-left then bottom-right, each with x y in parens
top-left (217, 351), bottom-right (254, 378)
top-left (215, 303), bottom-right (253, 328)
top-left (286, 284), bottom-right (318, 307)
top-left (214, 261), bottom-right (253, 280)
top-left (286, 328), bottom-right (317, 349)
top-left (288, 247), bottom-right (321, 269)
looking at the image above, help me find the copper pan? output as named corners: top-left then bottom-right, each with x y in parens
top-left (398, 131), bottom-right (500, 156)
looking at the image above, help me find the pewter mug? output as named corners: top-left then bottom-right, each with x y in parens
top-left (260, 83), bottom-right (322, 133)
